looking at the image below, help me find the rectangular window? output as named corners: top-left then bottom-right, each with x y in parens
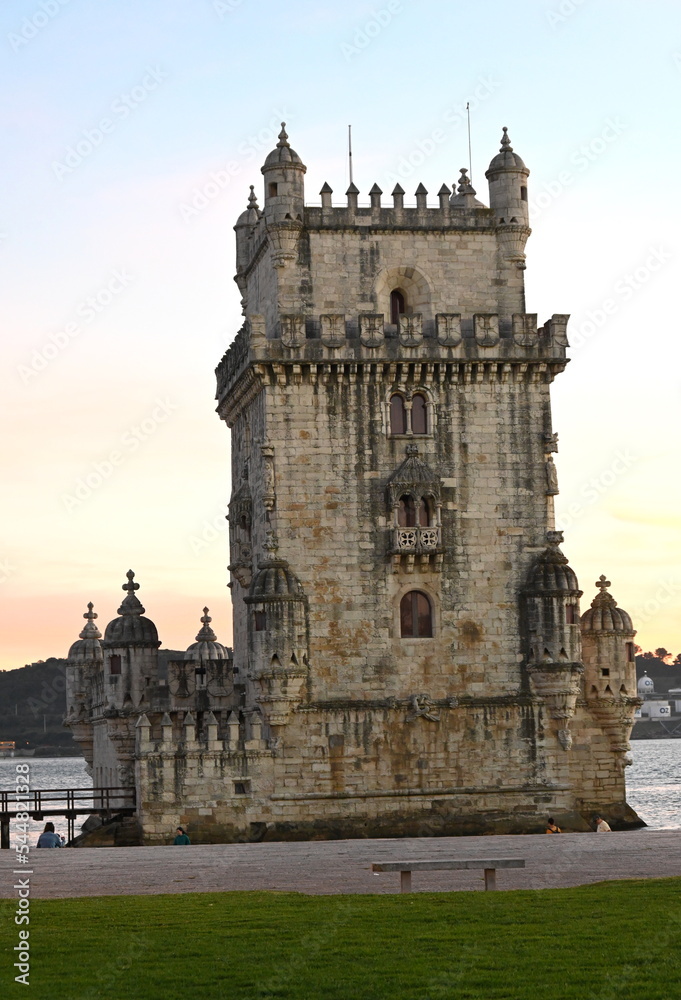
top-left (268, 183), bottom-right (278, 198)
top-left (109, 655), bottom-right (121, 675)
top-left (626, 642), bottom-right (635, 662)
top-left (565, 605), bottom-right (576, 625)
top-left (254, 611), bottom-right (266, 632)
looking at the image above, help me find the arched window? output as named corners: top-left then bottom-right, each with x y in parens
top-left (411, 393), bottom-right (427, 434)
top-left (390, 289), bottom-right (406, 325)
top-left (390, 394), bottom-right (407, 434)
top-left (398, 494), bottom-right (417, 527)
top-left (419, 496), bottom-right (432, 527)
top-left (400, 591), bottom-right (433, 638)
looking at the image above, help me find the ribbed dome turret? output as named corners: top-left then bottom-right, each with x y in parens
top-left (526, 538), bottom-right (581, 595)
top-left (185, 607), bottom-right (229, 661)
top-left (486, 127), bottom-right (527, 173)
top-left (262, 123), bottom-right (306, 170)
top-left (103, 570), bottom-right (160, 647)
top-left (235, 185), bottom-right (261, 227)
top-left (248, 531), bottom-right (305, 600)
top-left (68, 602), bottom-right (103, 663)
top-left (581, 576), bottom-right (634, 633)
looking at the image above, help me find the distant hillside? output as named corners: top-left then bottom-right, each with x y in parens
top-left (0, 651), bottom-right (185, 755)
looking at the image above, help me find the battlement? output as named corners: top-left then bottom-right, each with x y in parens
top-left (215, 312), bottom-right (570, 406)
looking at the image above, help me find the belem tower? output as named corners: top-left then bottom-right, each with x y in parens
top-left (65, 125), bottom-right (643, 841)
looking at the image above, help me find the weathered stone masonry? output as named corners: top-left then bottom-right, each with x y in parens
top-left (65, 125), bottom-right (643, 841)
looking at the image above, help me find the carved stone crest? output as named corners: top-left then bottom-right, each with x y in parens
top-left (359, 312), bottom-right (385, 347)
top-left (436, 313), bottom-right (462, 347)
top-left (320, 313), bottom-right (346, 348)
top-left (474, 314), bottom-right (499, 347)
top-left (280, 314), bottom-right (305, 349)
top-left (512, 313), bottom-right (538, 347)
top-left (398, 313), bottom-right (423, 346)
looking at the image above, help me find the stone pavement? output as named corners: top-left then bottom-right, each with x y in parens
top-left (2, 830), bottom-right (680, 899)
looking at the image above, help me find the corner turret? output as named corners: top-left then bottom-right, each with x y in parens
top-left (261, 123), bottom-right (306, 224)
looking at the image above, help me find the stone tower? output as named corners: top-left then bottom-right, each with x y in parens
top-left (66, 124), bottom-right (643, 841)
top-left (210, 124), bottom-right (642, 837)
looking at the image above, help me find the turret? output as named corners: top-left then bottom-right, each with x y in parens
top-left (234, 185), bottom-right (261, 311)
top-left (485, 126), bottom-right (530, 227)
top-left (261, 123), bottom-right (306, 225)
top-left (244, 531), bottom-right (308, 727)
top-left (102, 570), bottom-right (161, 711)
top-left (64, 602), bottom-right (102, 766)
top-left (523, 533), bottom-right (584, 749)
top-left (581, 575), bottom-right (640, 766)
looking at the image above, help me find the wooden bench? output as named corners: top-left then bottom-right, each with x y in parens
top-left (371, 858), bottom-right (525, 892)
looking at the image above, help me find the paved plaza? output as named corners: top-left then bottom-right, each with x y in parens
top-left (2, 830), bottom-right (681, 899)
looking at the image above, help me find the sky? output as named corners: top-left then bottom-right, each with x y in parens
top-left (1, 0), bottom-right (680, 671)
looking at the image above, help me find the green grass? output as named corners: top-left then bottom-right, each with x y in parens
top-left (2, 880), bottom-right (681, 999)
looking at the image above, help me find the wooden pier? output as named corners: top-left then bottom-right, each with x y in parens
top-left (0, 787), bottom-right (136, 848)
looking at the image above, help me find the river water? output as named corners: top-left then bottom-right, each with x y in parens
top-left (0, 740), bottom-right (678, 847)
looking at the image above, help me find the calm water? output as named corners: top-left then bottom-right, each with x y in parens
top-left (0, 741), bottom-right (678, 847)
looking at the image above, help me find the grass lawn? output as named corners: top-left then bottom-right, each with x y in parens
top-left (2, 879), bottom-right (681, 998)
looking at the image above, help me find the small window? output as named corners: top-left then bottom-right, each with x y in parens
top-left (601, 668), bottom-right (610, 677)
top-left (565, 605), bottom-right (576, 625)
top-left (398, 495), bottom-right (417, 528)
top-left (254, 611), bottom-right (266, 632)
top-left (268, 182), bottom-right (278, 198)
top-left (390, 289), bottom-right (406, 325)
top-left (520, 185), bottom-right (527, 201)
top-left (390, 394), bottom-right (407, 434)
top-left (400, 591), bottom-right (433, 638)
top-left (234, 781), bottom-right (249, 795)
top-left (626, 642), bottom-right (635, 662)
top-left (419, 497), bottom-right (432, 527)
top-left (411, 393), bottom-right (427, 434)
top-left (195, 665), bottom-right (207, 690)
top-left (109, 655), bottom-right (121, 675)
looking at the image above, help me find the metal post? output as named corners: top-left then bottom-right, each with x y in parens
top-left (1, 816), bottom-right (10, 850)
top-left (484, 868), bottom-right (497, 891)
top-left (400, 870), bottom-right (412, 893)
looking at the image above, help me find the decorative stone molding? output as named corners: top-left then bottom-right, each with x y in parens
top-left (261, 444), bottom-right (275, 511)
top-left (406, 694), bottom-right (440, 723)
top-left (543, 314), bottom-right (570, 346)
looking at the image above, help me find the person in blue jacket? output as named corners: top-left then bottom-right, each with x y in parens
top-left (36, 822), bottom-right (62, 847)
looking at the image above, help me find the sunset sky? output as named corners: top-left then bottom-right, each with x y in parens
top-left (1, 0), bottom-right (680, 671)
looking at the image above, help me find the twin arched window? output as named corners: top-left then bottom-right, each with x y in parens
top-left (400, 591), bottom-right (433, 638)
top-left (390, 393), bottom-right (428, 435)
top-left (397, 494), bottom-right (432, 527)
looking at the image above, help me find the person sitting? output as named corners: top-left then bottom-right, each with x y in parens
top-left (36, 822), bottom-right (62, 848)
top-left (545, 816), bottom-right (561, 833)
top-left (595, 815), bottom-right (612, 832)
top-left (173, 826), bottom-right (191, 845)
